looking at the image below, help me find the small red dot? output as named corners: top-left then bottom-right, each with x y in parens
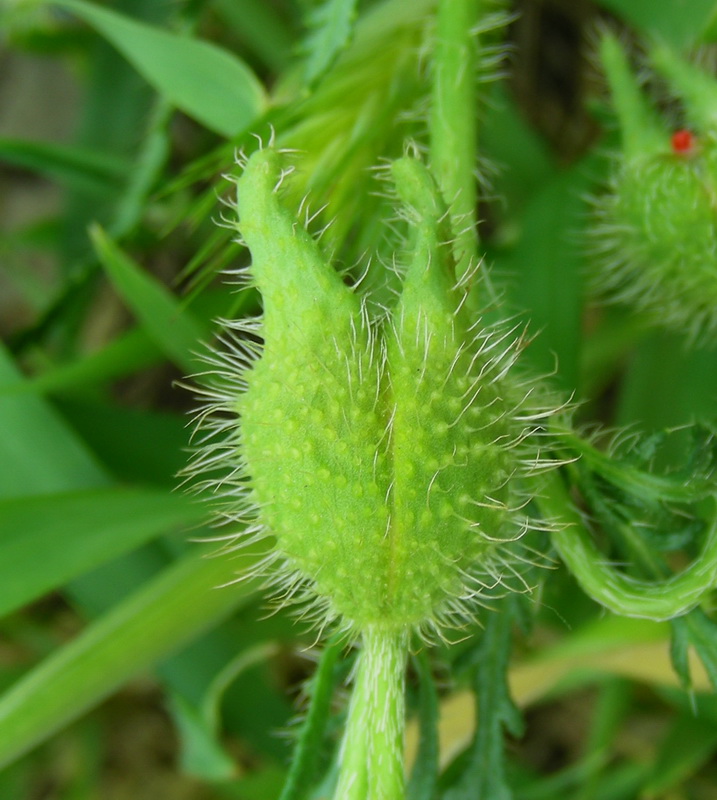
top-left (671, 129), bottom-right (695, 154)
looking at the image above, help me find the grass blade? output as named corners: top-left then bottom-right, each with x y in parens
top-left (0, 487), bottom-right (205, 618)
top-left (0, 138), bottom-right (126, 193)
top-left (90, 224), bottom-right (207, 374)
top-left (443, 599), bottom-right (521, 800)
top-left (406, 649), bottom-right (439, 800)
top-left (278, 635), bottom-right (343, 800)
top-left (0, 546), bottom-right (261, 770)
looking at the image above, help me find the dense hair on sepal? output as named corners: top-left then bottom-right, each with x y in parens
top-left (183, 148), bottom-right (571, 643)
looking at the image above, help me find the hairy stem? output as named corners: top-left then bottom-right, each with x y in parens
top-left (541, 470), bottom-right (717, 621)
top-left (429, 0), bottom-right (479, 280)
top-left (334, 627), bottom-right (408, 800)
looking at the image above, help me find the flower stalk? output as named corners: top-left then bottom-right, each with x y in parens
top-left (334, 628), bottom-right (409, 800)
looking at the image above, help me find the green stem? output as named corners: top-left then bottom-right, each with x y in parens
top-left (429, 0), bottom-right (479, 280)
top-left (540, 471), bottom-right (717, 621)
top-left (334, 627), bottom-right (408, 800)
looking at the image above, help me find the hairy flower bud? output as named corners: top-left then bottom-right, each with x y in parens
top-left (190, 148), bottom-right (557, 637)
top-left (591, 35), bottom-right (717, 342)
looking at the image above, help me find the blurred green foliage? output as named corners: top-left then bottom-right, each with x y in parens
top-left (1, 0), bottom-right (717, 798)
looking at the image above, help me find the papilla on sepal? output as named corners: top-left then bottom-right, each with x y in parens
top-left (591, 34), bottom-right (717, 343)
top-left (189, 146), bottom-right (563, 639)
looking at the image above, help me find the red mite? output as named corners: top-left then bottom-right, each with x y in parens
top-left (671, 129), bottom-right (696, 155)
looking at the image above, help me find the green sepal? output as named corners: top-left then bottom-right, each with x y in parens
top-left (233, 149), bottom-right (528, 633)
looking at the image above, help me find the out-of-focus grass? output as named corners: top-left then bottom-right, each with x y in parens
top-left (1, 1), bottom-right (717, 798)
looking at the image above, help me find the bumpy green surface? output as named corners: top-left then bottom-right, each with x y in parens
top-left (596, 35), bottom-right (717, 341)
top-left (236, 150), bottom-right (518, 631)
top-left (605, 148), bottom-right (717, 331)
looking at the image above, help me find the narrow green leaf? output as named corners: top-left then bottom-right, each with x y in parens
top-left (28, 328), bottom-right (162, 396)
top-left (172, 642), bottom-right (279, 780)
top-left (56, 0), bottom-right (267, 137)
top-left (599, 33), bottom-right (664, 160)
top-left (201, 642), bottom-right (282, 732)
top-left (279, 636), bottom-right (343, 800)
top-left (0, 344), bottom-right (109, 498)
top-left (670, 616), bottom-right (693, 689)
top-left (0, 546), bottom-right (261, 769)
top-left (444, 598), bottom-right (522, 800)
top-left (574, 679), bottom-right (631, 800)
top-left (111, 96), bottom-right (174, 238)
top-left (0, 329), bottom-right (164, 400)
top-left (301, 0), bottom-right (359, 86)
top-left (169, 691), bottom-right (238, 780)
top-left (683, 610), bottom-right (717, 691)
top-left (482, 86), bottom-right (554, 213)
top-left (407, 649), bottom-right (439, 800)
top-left (0, 138), bottom-right (126, 193)
top-left (0, 487), bottom-right (204, 618)
top-left (90, 224), bottom-right (207, 374)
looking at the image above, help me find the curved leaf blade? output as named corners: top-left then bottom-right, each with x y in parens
top-left (56, 0), bottom-right (267, 137)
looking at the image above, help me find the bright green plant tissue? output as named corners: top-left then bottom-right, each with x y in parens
top-left (191, 147), bottom-right (557, 639)
top-left (593, 34), bottom-right (717, 343)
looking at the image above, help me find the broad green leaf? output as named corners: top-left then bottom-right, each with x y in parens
top-left (597, 0), bottom-right (717, 48)
top-left (0, 344), bottom-right (109, 498)
top-left (56, 398), bottom-right (189, 486)
top-left (56, 0), bottom-right (267, 137)
top-left (0, 546), bottom-right (261, 769)
top-left (493, 159), bottom-right (594, 392)
top-left (90, 224), bottom-right (207, 374)
top-left (0, 138), bottom-right (126, 194)
top-left (617, 334), bottom-right (717, 463)
top-left (301, 0), bottom-right (359, 86)
top-left (0, 486), bottom-right (204, 618)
